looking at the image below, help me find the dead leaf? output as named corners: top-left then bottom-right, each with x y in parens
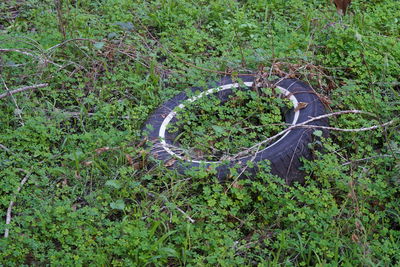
top-left (333, 0), bottom-right (352, 16)
top-left (294, 102), bottom-right (308, 112)
top-left (232, 181), bottom-right (243, 189)
top-left (71, 203), bottom-right (78, 211)
top-left (164, 158), bottom-right (177, 167)
top-left (95, 147), bottom-right (110, 154)
top-left (133, 162), bottom-right (142, 170)
top-left (139, 150), bottom-right (148, 157)
top-left (136, 137), bottom-right (147, 148)
top-left (193, 148), bottom-right (204, 159)
top-left (355, 220), bottom-right (362, 230)
top-left (351, 233), bottom-right (359, 243)
top-left (125, 154), bottom-right (133, 166)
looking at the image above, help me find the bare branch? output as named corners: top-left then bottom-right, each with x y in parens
top-left (46, 38), bottom-right (96, 51)
top-left (294, 121), bottom-right (395, 132)
top-left (0, 83), bottom-right (49, 99)
top-left (233, 110), bottom-right (395, 159)
top-left (0, 48), bottom-right (37, 58)
top-left (0, 48), bottom-right (62, 68)
top-left (342, 154), bottom-right (394, 166)
top-left (225, 141), bottom-right (262, 193)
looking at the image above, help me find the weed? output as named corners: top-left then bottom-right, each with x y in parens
top-left (0, 0), bottom-right (399, 265)
top-left (169, 87), bottom-right (292, 161)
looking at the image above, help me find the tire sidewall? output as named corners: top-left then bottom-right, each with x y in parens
top-left (143, 75), bottom-right (327, 183)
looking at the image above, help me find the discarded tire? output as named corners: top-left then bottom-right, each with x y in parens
top-left (143, 75), bottom-right (328, 184)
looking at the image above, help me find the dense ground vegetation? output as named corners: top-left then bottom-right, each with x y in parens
top-left (0, 0), bottom-right (399, 265)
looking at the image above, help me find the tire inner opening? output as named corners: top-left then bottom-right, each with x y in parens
top-left (166, 87), bottom-right (294, 161)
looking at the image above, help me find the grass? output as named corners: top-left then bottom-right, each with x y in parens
top-left (0, 0), bottom-right (399, 265)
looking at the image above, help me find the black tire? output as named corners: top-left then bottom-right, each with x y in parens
top-left (143, 75), bottom-right (328, 184)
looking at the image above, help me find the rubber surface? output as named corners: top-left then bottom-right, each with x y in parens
top-left (143, 76), bottom-right (328, 184)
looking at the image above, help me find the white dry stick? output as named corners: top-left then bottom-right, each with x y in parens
top-left (147, 192), bottom-right (195, 223)
top-left (0, 48), bottom-right (37, 58)
top-left (0, 76), bottom-right (25, 125)
top-left (64, 111), bottom-right (130, 120)
top-left (0, 83), bottom-right (49, 99)
top-left (0, 48), bottom-right (62, 68)
top-left (0, 143), bottom-right (11, 153)
top-left (233, 110), bottom-right (395, 159)
top-left (225, 143), bottom-right (262, 194)
top-left (342, 154), bottom-right (393, 166)
top-left (4, 171), bottom-right (31, 238)
top-left (46, 38), bottom-right (95, 51)
top-left (175, 207), bottom-right (195, 223)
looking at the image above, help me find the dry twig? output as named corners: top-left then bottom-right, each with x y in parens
top-left (0, 47), bottom-right (62, 68)
top-left (4, 170), bottom-right (31, 238)
top-left (0, 48), bottom-right (37, 58)
top-left (0, 83), bottom-right (48, 99)
top-left (342, 154), bottom-right (395, 166)
top-left (175, 206), bottom-right (195, 223)
top-left (0, 76), bottom-right (25, 125)
top-left (46, 38), bottom-right (96, 51)
top-left (225, 142), bottom-right (262, 194)
top-left (233, 110), bottom-right (396, 159)
top-left (146, 192), bottom-right (195, 223)
top-left (0, 144), bottom-right (12, 153)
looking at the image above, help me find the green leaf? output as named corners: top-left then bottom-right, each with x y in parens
top-left (313, 130), bottom-right (323, 137)
top-left (107, 32), bottom-right (117, 39)
top-left (355, 32), bottom-right (362, 42)
top-left (114, 22), bottom-right (134, 31)
top-left (93, 42), bottom-right (105, 49)
top-left (110, 199), bottom-right (125, 210)
top-left (211, 125), bottom-right (225, 135)
top-left (105, 180), bottom-right (121, 189)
